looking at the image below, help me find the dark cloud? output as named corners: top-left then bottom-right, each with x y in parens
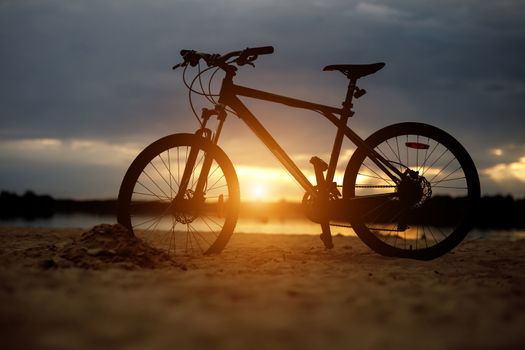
top-left (1, 0), bottom-right (524, 196)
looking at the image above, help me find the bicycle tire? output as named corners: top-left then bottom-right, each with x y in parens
top-left (118, 133), bottom-right (240, 256)
top-left (343, 122), bottom-right (480, 260)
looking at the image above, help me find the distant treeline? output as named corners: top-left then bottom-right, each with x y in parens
top-left (1, 190), bottom-right (524, 229)
top-left (0, 191), bottom-right (117, 219)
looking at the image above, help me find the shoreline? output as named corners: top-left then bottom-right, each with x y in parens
top-left (1, 226), bottom-right (524, 349)
top-left (2, 220), bottom-right (525, 242)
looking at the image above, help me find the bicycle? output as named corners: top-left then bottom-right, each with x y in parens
top-left (117, 46), bottom-right (480, 260)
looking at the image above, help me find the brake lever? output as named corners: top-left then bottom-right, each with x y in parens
top-left (172, 62), bottom-right (187, 70)
top-left (173, 49), bottom-right (195, 70)
top-left (245, 54), bottom-right (257, 67)
top-left (235, 54), bottom-right (257, 67)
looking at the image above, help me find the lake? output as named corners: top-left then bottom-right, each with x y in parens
top-left (1, 213), bottom-right (525, 241)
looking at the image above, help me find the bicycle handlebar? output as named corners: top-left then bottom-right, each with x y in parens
top-left (173, 46), bottom-right (274, 70)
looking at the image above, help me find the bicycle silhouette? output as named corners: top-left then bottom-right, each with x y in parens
top-left (118, 46), bottom-right (480, 260)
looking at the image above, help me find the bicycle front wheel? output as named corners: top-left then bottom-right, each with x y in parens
top-left (343, 123), bottom-right (480, 260)
top-left (118, 133), bottom-right (240, 256)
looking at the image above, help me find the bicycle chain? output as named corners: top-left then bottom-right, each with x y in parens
top-left (330, 222), bottom-right (404, 232)
top-left (336, 184), bottom-right (397, 189)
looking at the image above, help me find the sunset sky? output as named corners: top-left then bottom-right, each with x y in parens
top-left (1, 0), bottom-right (524, 200)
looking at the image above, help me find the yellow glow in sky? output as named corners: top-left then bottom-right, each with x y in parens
top-left (490, 148), bottom-right (503, 156)
top-left (251, 184), bottom-right (267, 201)
top-left (485, 157), bottom-right (525, 183)
top-left (235, 165), bottom-right (303, 201)
top-left (234, 164), bottom-right (348, 201)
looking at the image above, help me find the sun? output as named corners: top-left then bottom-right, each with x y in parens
top-left (251, 184), bottom-right (267, 201)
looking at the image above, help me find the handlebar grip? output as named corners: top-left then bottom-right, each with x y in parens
top-left (245, 46), bottom-right (274, 56)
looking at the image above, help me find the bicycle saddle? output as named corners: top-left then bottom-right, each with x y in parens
top-left (323, 63), bottom-right (385, 80)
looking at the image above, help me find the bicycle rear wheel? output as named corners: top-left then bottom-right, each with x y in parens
top-left (118, 133), bottom-right (240, 256)
top-left (343, 123), bottom-right (480, 260)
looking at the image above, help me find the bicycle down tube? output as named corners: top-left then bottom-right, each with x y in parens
top-left (218, 80), bottom-right (404, 195)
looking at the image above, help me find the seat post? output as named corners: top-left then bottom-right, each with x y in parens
top-left (342, 78), bottom-right (357, 118)
top-left (324, 78), bottom-right (357, 183)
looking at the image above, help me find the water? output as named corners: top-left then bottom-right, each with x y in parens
top-left (1, 213), bottom-right (525, 241)
top-left (0, 213), bottom-right (117, 230)
top-left (0, 213), bottom-right (323, 234)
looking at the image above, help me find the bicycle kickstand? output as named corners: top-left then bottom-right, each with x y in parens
top-left (310, 156), bottom-right (334, 249)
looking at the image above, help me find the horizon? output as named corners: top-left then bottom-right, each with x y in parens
top-left (3, 188), bottom-right (525, 203)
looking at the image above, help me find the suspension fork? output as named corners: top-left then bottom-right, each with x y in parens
top-left (176, 105), bottom-right (227, 202)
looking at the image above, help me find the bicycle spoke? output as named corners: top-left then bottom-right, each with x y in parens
top-left (186, 224), bottom-right (205, 255)
top-left (426, 225), bottom-right (439, 246)
top-left (159, 151), bottom-right (180, 191)
top-left (356, 171), bottom-right (395, 183)
top-left (141, 169), bottom-right (170, 200)
top-left (120, 135), bottom-right (238, 257)
top-left (168, 149), bottom-right (172, 198)
top-left (432, 175), bottom-right (466, 184)
top-left (421, 142), bottom-right (440, 177)
top-left (168, 216), bottom-right (177, 254)
top-left (430, 164), bottom-right (462, 185)
top-left (132, 214), bottom-right (164, 229)
top-left (135, 180), bottom-right (170, 201)
top-left (132, 190), bottom-right (171, 201)
top-left (207, 174), bottom-right (227, 192)
top-left (345, 123), bottom-right (478, 259)
top-left (361, 161), bottom-right (396, 185)
top-left (421, 137), bottom-right (431, 174)
top-left (192, 219), bottom-right (216, 245)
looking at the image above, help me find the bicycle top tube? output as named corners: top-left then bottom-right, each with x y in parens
top-left (227, 83), bottom-right (343, 116)
top-left (173, 45), bottom-right (384, 119)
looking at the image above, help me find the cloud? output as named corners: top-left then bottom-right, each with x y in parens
top-left (1, 1), bottom-right (523, 139)
top-left (485, 157), bottom-right (525, 184)
top-left (0, 0), bottom-right (524, 197)
top-left (0, 137), bottom-right (144, 198)
top-left (483, 144), bottom-right (525, 182)
top-left (0, 138), bottom-right (140, 167)
top-left (476, 143), bottom-right (525, 196)
top-left (355, 2), bottom-right (409, 19)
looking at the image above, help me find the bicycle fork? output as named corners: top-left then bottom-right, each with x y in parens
top-left (175, 106), bottom-right (227, 211)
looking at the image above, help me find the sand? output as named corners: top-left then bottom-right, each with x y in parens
top-left (0, 225), bottom-right (524, 350)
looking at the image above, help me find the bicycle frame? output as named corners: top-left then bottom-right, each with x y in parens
top-left (211, 69), bottom-right (404, 198)
top-left (118, 46), bottom-right (479, 258)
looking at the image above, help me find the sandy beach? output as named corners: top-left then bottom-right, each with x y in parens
top-left (1, 225), bottom-right (524, 350)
